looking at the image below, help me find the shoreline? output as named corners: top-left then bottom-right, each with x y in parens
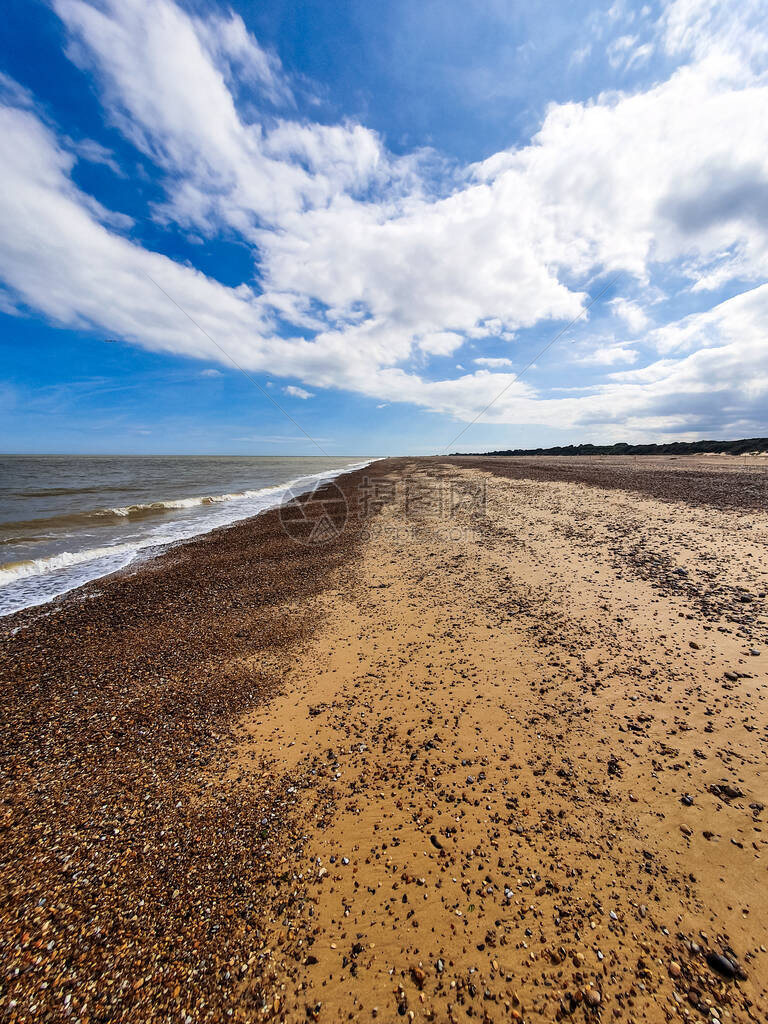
top-left (0, 458), bottom-right (398, 1022)
top-left (1, 456), bottom-right (767, 1022)
top-left (0, 458), bottom-right (379, 622)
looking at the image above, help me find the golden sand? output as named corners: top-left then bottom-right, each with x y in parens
top-left (233, 460), bottom-right (767, 1022)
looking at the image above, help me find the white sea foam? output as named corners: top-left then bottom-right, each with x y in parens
top-left (0, 460), bottom-right (376, 617)
top-left (102, 488), bottom-right (282, 516)
top-left (0, 542), bottom-right (139, 586)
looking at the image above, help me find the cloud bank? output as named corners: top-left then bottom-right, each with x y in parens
top-left (1, 0), bottom-right (767, 441)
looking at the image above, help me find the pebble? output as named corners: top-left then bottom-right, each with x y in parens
top-left (584, 987), bottom-right (601, 1007)
top-left (705, 951), bottom-right (737, 979)
top-left (4, 456), bottom-right (765, 1023)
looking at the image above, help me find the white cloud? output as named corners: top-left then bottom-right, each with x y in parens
top-left (67, 136), bottom-right (123, 176)
top-left (661, 0), bottom-right (768, 68)
top-left (627, 42), bottom-right (654, 68)
top-left (570, 44), bottom-right (592, 66)
top-left (284, 385), bottom-right (313, 399)
top-left (0, 0), bottom-right (766, 441)
top-left (609, 297), bottom-right (649, 332)
top-left (192, 8), bottom-right (294, 108)
top-left (576, 343), bottom-right (639, 366)
top-left (418, 331), bottom-right (464, 356)
top-left (474, 357), bottom-right (514, 368)
top-left (607, 34), bottom-right (638, 68)
top-left (200, 368), bottom-right (222, 377)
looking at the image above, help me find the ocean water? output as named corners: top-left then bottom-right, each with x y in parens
top-left (0, 455), bottom-right (373, 617)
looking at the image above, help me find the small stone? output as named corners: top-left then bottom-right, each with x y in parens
top-left (706, 951), bottom-right (737, 979)
top-left (410, 966), bottom-right (426, 989)
top-left (584, 988), bottom-right (601, 1007)
top-left (669, 961), bottom-right (682, 978)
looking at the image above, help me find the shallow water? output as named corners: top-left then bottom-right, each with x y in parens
top-left (0, 455), bottom-right (373, 616)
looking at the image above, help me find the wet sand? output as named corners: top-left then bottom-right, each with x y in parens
top-left (1, 456), bottom-right (767, 1023)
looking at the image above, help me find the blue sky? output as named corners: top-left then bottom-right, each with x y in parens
top-left (1, 0), bottom-right (767, 454)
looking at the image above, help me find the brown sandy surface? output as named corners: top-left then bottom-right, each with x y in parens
top-left (2, 456), bottom-right (767, 1023)
top-left (447, 455), bottom-right (768, 512)
top-left (234, 458), bottom-right (768, 1023)
top-left (0, 462), bottom-right (398, 1023)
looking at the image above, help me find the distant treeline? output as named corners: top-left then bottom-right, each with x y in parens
top-left (453, 438), bottom-right (768, 457)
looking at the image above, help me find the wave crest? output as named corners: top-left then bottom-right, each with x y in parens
top-left (0, 461), bottom-right (376, 613)
top-left (0, 543), bottom-right (137, 586)
top-left (101, 486), bottom-right (286, 518)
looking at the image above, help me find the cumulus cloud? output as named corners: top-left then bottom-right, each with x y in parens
top-left (609, 298), bottom-right (649, 333)
top-left (284, 385), bottom-right (313, 399)
top-left (418, 332), bottom-right (465, 356)
top-left (474, 357), bottom-right (514, 368)
top-left (0, 0), bottom-right (767, 440)
top-left (576, 343), bottom-right (640, 366)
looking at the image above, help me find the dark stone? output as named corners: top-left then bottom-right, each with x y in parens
top-left (706, 951), bottom-right (737, 979)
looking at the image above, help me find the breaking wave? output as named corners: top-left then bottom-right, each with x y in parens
top-left (0, 543), bottom-right (137, 587)
top-left (0, 460), bottom-right (375, 616)
top-left (3, 485), bottom-right (294, 533)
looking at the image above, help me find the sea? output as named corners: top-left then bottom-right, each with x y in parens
top-left (0, 455), bottom-right (374, 618)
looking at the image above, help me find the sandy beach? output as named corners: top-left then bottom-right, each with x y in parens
top-left (2, 456), bottom-right (767, 1023)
